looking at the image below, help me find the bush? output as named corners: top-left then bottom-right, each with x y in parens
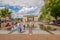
top-left (40, 24), bottom-right (57, 31)
top-left (40, 24), bottom-right (44, 30)
top-left (47, 26), bottom-right (51, 30)
top-left (47, 26), bottom-right (57, 31)
top-left (40, 24), bottom-right (47, 31)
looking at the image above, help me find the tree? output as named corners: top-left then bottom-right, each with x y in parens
top-left (12, 18), bottom-right (22, 21)
top-left (1, 8), bottom-right (11, 17)
top-left (50, 4), bottom-right (60, 20)
top-left (0, 8), bottom-right (12, 29)
top-left (40, 0), bottom-right (60, 20)
top-left (0, 10), bottom-right (2, 28)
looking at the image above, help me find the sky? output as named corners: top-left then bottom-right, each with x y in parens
top-left (0, 0), bottom-right (44, 18)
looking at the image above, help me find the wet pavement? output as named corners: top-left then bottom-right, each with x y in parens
top-left (0, 26), bottom-right (60, 34)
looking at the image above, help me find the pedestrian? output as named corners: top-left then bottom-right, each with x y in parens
top-left (29, 22), bottom-right (32, 33)
top-left (23, 22), bottom-right (25, 31)
top-left (20, 22), bottom-right (24, 33)
top-left (11, 23), bottom-right (17, 31)
top-left (17, 22), bottom-right (21, 32)
top-left (8, 23), bottom-right (17, 34)
top-left (23, 24), bottom-right (25, 30)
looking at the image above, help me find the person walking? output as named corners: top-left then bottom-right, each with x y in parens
top-left (20, 22), bottom-right (25, 33)
top-left (22, 22), bottom-right (26, 31)
top-left (17, 22), bottom-right (22, 33)
top-left (29, 22), bottom-right (32, 33)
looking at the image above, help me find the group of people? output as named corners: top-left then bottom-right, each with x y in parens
top-left (7, 21), bottom-right (26, 34)
top-left (5, 20), bottom-right (33, 34)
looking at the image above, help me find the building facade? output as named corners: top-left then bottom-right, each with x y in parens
top-left (23, 15), bottom-right (38, 22)
top-left (23, 15), bottom-right (38, 27)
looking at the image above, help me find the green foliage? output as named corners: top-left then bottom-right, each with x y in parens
top-left (40, 24), bottom-right (47, 31)
top-left (40, 24), bottom-right (56, 31)
top-left (13, 18), bottom-right (22, 21)
top-left (47, 26), bottom-right (51, 30)
top-left (0, 8), bottom-right (11, 17)
top-left (39, 13), bottom-right (51, 21)
top-left (40, 0), bottom-right (60, 20)
top-left (0, 8), bottom-right (11, 29)
top-left (0, 10), bottom-right (2, 17)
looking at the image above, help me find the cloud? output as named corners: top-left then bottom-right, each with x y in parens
top-left (11, 12), bottom-right (23, 18)
top-left (1, 0), bottom-right (44, 7)
top-left (0, 0), bottom-right (44, 18)
top-left (0, 0), bottom-right (44, 13)
top-left (18, 7), bottom-right (37, 13)
top-left (0, 7), bottom-right (5, 9)
top-left (11, 6), bottom-right (38, 18)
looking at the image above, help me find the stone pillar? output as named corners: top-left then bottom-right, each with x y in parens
top-left (34, 16), bottom-right (38, 27)
top-left (23, 16), bottom-right (27, 22)
top-left (34, 17), bottom-right (38, 21)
